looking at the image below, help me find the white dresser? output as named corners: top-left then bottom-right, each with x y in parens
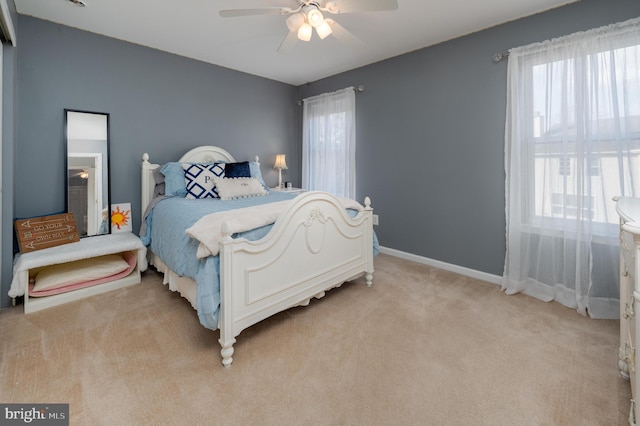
top-left (615, 197), bottom-right (640, 425)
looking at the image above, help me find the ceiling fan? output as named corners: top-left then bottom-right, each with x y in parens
top-left (219, 0), bottom-right (399, 53)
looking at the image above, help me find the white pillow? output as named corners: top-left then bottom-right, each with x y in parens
top-left (33, 254), bottom-right (129, 291)
top-left (213, 177), bottom-right (268, 200)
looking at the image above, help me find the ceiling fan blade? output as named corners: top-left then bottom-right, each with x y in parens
top-left (278, 31), bottom-right (298, 53)
top-left (219, 7), bottom-right (293, 18)
top-left (326, 19), bottom-right (366, 50)
top-left (322, 0), bottom-right (398, 14)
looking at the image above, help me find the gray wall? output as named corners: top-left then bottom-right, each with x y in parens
top-left (5, 16), bottom-right (299, 307)
top-left (297, 0), bottom-right (640, 276)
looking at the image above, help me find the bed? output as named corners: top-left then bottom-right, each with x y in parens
top-left (140, 145), bottom-right (375, 366)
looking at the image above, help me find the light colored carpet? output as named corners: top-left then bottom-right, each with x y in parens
top-left (0, 254), bottom-right (631, 425)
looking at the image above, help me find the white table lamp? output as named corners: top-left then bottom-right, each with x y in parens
top-left (274, 154), bottom-right (288, 188)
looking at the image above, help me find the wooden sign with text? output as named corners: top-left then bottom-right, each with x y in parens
top-left (15, 213), bottom-right (80, 253)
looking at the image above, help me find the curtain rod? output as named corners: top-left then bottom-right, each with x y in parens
top-left (493, 52), bottom-right (509, 62)
top-left (297, 84), bottom-right (364, 106)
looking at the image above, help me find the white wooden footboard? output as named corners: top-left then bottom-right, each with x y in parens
top-left (217, 191), bottom-right (374, 367)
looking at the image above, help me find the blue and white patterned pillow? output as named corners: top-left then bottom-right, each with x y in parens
top-left (182, 163), bottom-right (225, 199)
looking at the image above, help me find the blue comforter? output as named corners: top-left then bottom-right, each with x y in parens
top-left (140, 191), bottom-right (378, 330)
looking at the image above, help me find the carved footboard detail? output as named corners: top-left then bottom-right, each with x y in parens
top-left (218, 192), bottom-right (374, 367)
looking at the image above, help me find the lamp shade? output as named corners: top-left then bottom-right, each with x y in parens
top-left (297, 23), bottom-right (312, 42)
top-left (315, 20), bottom-right (333, 39)
top-left (286, 13), bottom-right (305, 33)
top-left (274, 154), bottom-right (288, 170)
top-left (307, 8), bottom-right (324, 28)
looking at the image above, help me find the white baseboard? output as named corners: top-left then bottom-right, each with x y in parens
top-left (378, 246), bottom-right (502, 286)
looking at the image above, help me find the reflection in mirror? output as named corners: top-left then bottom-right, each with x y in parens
top-left (65, 110), bottom-right (110, 237)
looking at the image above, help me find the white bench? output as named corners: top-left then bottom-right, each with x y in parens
top-left (9, 232), bottom-right (147, 313)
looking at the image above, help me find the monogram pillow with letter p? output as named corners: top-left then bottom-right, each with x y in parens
top-left (183, 163), bottom-right (225, 199)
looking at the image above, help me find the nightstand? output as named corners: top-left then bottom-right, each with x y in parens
top-left (271, 187), bottom-right (305, 194)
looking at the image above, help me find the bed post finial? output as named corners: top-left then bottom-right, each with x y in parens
top-left (141, 152), bottom-right (157, 222)
top-left (364, 197), bottom-right (372, 209)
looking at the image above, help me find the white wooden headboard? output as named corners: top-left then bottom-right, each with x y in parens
top-left (140, 146), bottom-right (237, 221)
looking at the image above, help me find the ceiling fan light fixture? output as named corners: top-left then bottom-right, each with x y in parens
top-left (297, 22), bottom-right (312, 42)
top-left (286, 12), bottom-right (305, 33)
top-left (315, 20), bottom-right (332, 39)
top-left (220, 0), bottom-right (398, 51)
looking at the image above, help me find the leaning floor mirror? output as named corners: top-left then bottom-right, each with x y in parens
top-left (65, 109), bottom-right (111, 237)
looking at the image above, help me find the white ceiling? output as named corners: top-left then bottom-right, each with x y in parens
top-left (14, 0), bottom-right (579, 86)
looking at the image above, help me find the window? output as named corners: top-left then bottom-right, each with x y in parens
top-left (302, 87), bottom-right (356, 198)
top-left (503, 17), bottom-right (640, 319)
top-left (527, 44), bottom-right (640, 230)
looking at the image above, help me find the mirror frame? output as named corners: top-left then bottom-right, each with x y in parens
top-left (64, 109), bottom-right (111, 237)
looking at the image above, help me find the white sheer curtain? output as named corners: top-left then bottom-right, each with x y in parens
top-left (302, 87), bottom-right (356, 198)
top-left (503, 17), bottom-right (640, 319)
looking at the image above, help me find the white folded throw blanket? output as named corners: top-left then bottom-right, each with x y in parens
top-left (186, 197), bottom-right (363, 259)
